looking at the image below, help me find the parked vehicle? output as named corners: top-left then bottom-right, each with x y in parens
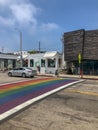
top-left (8, 67), bottom-right (37, 78)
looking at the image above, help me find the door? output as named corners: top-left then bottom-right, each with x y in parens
top-left (41, 59), bottom-right (45, 73)
top-left (13, 68), bottom-right (19, 76)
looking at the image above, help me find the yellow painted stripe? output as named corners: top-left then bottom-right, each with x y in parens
top-left (0, 78), bottom-right (62, 93)
top-left (65, 89), bottom-right (98, 96)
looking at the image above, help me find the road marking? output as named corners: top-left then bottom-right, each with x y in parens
top-left (65, 89), bottom-right (98, 96)
top-left (0, 79), bottom-right (83, 121)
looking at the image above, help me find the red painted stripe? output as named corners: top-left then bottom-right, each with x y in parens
top-left (0, 77), bottom-right (54, 90)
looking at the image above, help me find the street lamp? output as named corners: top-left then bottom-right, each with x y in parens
top-left (15, 28), bottom-right (23, 67)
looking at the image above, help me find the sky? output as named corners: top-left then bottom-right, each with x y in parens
top-left (0, 0), bottom-right (98, 53)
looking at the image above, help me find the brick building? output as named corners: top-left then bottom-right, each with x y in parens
top-left (63, 29), bottom-right (98, 75)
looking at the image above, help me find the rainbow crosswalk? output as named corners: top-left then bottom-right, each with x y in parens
top-left (0, 77), bottom-right (82, 120)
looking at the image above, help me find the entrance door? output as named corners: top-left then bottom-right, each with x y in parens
top-left (41, 59), bottom-right (45, 74)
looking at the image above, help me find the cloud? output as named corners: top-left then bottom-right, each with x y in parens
top-left (0, 0), bottom-right (11, 5)
top-left (0, 0), bottom-right (61, 52)
top-left (10, 3), bottom-right (38, 25)
top-left (0, 0), bottom-right (59, 30)
top-left (0, 0), bottom-right (39, 27)
top-left (0, 0), bottom-right (26, 6)
top-left (0, 16), bottom-right (15, 26)
top-left (40, 23), bottom-right (59, 31)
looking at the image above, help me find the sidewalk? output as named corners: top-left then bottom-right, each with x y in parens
top-left (38, 73), bottom-right (98, 80)
top-left (60, 74), bottom-right (98, 80)
top-left (0, 72), bottom-right (98, 85)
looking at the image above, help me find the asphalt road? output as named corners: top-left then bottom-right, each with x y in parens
top-left (0, 73), bottom-right (98, 130)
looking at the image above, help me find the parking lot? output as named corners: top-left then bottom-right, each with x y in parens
top-left (0, 73), bottom-right (98, 130)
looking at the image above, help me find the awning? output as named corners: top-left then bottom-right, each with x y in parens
top-left (43, 51), bottom-right (57, 58)
top-left (17, 54), bottom-right (28, 60)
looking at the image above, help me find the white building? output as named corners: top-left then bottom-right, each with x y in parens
top-left (27, 53), bottom-right (45, 73)
top-left (25, 51), bottom-right (62, 74)
top-left (43, 51), bottom-right (62, 74)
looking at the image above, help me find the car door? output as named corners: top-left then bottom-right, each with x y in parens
top-left (13, 68), bottom-right (19, 76)
top-left (17, 68), bottom-right (23, 76)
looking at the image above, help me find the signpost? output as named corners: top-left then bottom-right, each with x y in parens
top-left (78, 53), bottom-right (81, 64)
top-left (78, 53), bottom-right (83, 78)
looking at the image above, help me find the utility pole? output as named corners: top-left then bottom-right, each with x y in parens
top-left (61, 34), bottom-right (66, 69)
top-left (15, 28), bottom-right (23, 67)
top-left (20, 31), bottom-right (22, 67)
top-left (39, 41), bottom-right (41, 53)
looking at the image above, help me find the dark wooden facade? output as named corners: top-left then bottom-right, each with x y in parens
top-left (83, 30), bottom-right (98, 60)
top-left (63, 29), bottom-right (98, 61)
top-left (63, 29), bottom-right (84, 61)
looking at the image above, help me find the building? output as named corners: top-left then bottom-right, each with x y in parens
top-left (43, 51), bottom-right (62, 74)
top-left (0, 51), bottom-right (62, 74)
top-left (25, 51), bottom-right (62, 74)
top-left (63, 29), bottom-right (98, 75)
top-left (0, 53), bottom-right (17, 71)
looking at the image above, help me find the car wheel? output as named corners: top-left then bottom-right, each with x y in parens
top-left (8, 72), bottom-right (12, 77)
top-left (22, 73), bottom-right (26, 78)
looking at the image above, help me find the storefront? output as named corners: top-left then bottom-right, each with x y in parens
top-left (43, 51), bottom-right (62, 74)
top-left (67, 60), bottom-right (98, 75)
top-left (25, 51), bottom-right (62, 74)
top-left (0, 53), bottom-right (17, 71)
top-left (63, 29), bottom-right (98, 75)
top-left (26, 53), bottom-right (45, 74)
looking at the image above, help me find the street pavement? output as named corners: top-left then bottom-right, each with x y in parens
top-left (0, 73), bottom-right (98, 130)
top-left (0, 72), bottom-right (30, 84)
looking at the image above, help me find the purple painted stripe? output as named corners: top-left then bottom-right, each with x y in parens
top-left (0, 81), bottom-right (68, 114)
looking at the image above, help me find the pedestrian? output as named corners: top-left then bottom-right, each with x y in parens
top-left (37, 65), bottom-right (40, 74)
top-left (55, 69), bottom-right (59, 77)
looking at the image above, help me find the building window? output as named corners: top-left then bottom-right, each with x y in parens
top-left (30, 59), bottom-right (34, 67)
top-left (48, 59), bottom-right (55, 68)
top-left (41, 59), bottom-right (45, 67)
top-left (8, 60), bottom-right (13, 69)
top-left (71, 60), bottom-right (98, 75)
top-left (23, 59), bottom-right (28, 67)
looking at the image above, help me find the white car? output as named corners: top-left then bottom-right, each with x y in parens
top-left (8, 67), bottom-right (37, 78)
